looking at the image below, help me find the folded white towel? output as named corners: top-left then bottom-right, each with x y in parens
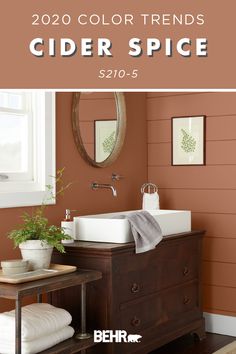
top-left (0, 325), bottom-right (74, 354)
top-left (0, 303), bottom-right (72, 342)
top-left (142, 192), bottom-right (160, 210)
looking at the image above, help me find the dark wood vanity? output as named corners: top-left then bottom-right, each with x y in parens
top-left (52, 230), bottom-right (205, 354)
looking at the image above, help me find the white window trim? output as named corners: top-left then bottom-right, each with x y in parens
top-left (0, 91), bottom-right (55, 208)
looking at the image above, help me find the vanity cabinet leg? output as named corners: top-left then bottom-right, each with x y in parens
top-left (191, 321), bottom-right (206, 341)
top-left (37, 293), bottom-right (43, 303)
top-left (47, 292), bottom-right (52, 304)
top-left (76, 283), bottom-right (92, 340)
top-left (15, 298), bottom-right (22, 354)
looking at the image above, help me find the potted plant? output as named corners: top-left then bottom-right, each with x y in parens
top-left (8, 168), bottom-right (72, 270)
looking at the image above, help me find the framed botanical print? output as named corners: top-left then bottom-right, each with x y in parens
top-left (171, 115), bottom-right (206, 166)
top-left (94, 120), bottom-right (117, 163)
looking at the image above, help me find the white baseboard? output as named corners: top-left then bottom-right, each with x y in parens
top-left (204, 312), bottom-right (236, 336)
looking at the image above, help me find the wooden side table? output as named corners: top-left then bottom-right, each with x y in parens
top-left (0, 269), bottom-right (102, 354)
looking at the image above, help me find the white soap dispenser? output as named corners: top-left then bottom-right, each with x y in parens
top-left (61, 209), bottom-right (75, 244)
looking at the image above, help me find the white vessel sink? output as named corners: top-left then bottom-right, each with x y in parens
top-left (74, 210), bottom-right (191, 244)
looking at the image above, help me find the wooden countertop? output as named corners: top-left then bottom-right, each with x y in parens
top-left (57, 230), bottom-right (205, 257)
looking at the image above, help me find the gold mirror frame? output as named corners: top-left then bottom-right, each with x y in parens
top-left (72, 92), bottom-right (127, 168)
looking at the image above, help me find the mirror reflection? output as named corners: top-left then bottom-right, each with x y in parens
top-left (79, 93), bottom-right (117, 163)
top-left (72, 92), bottom-right (126, 168)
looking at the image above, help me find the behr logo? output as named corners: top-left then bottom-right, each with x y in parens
top-left (94, 330), bottom-right (142, 343)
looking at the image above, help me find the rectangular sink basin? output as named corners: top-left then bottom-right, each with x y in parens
top-left (74, 210), bottom-right (191, 244)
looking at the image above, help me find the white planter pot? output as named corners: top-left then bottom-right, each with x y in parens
top-left (19, 240), bottom-right (53, 270)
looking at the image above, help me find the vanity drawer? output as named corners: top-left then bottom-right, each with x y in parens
top-left (162, 280), bottom-right (201, 323)
top-left (117, 281), bottom-right (200, 334)
top-left (113, 237), bottom-right (200, 304)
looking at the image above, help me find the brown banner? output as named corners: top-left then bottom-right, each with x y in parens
top-left (0, 0), bottom-right (235, 88)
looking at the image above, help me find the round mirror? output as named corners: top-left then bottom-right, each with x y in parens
top-left (72, 92), bottom-right (126, 167)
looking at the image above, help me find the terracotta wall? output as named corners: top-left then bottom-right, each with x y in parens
top-left (147, 92), bottom-right (236, 317)
top-left (0, 92), bottom-right (147, 312)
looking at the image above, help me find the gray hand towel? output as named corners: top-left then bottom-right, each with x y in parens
top-left (125, 211), bottom-right (163, 254)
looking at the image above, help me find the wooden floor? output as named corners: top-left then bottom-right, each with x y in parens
top-left (150, 333), bottom-right (236, 354)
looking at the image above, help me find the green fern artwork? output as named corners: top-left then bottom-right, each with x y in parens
top-left (102, 130), bottom-right (116, 154)
top-left (181, 129), bottom-right (196, 153)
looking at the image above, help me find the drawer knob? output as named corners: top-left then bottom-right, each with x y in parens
top-left (183, 296), bottom-right (191, 305)
top-left (131, 283), bottom-right (140, 294)
top-left (131, 317), bottom-right (141, 327)
top-left (183, 266), bottom-right (190, 276)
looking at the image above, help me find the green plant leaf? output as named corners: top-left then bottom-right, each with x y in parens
top-left (181, 129), bottom-right (196, 153)
top-left (8, 168), bottom-right (73, 253)
top-left (102, 131), bottom-right (116, 154)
